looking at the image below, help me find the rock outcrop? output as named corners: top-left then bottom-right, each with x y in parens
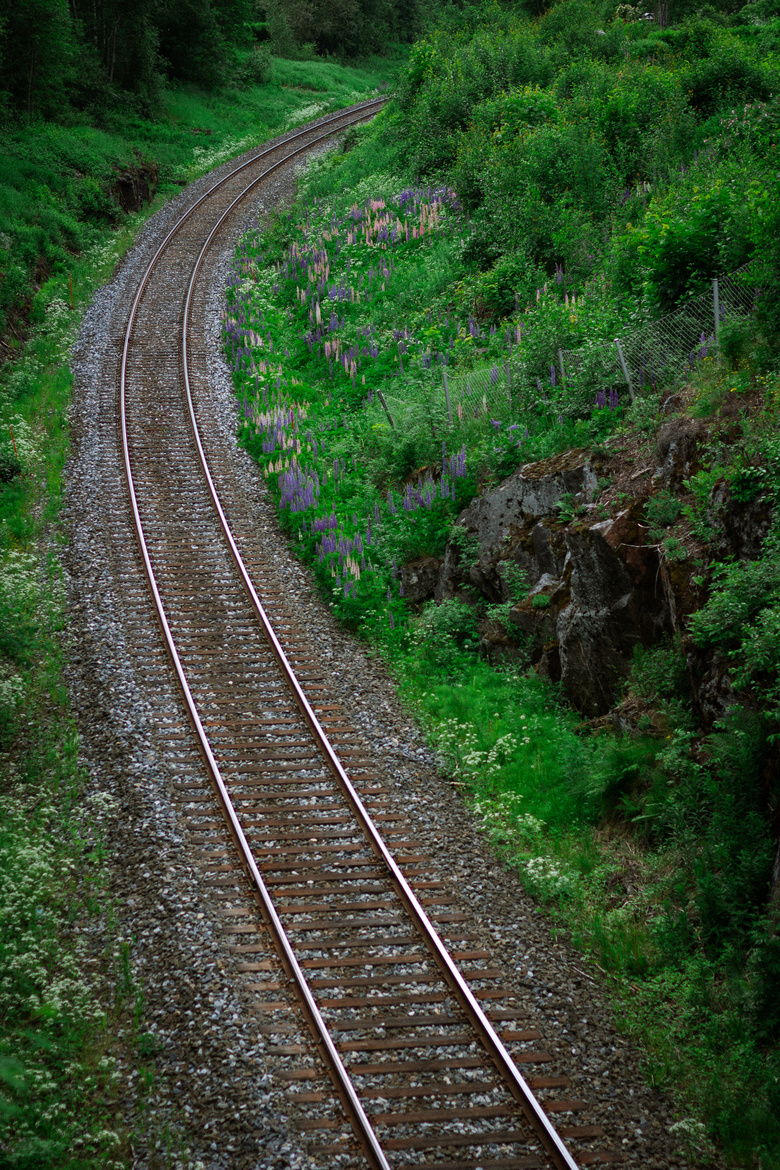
top-left (112, 160), bottom-right (159, 213)
top-left (433, 448), bottom-right (672, 716)
top-left (401, 427), bottom-right (776, 720)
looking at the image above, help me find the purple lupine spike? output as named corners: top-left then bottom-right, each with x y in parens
top-left (388, 611), bottom-right (395, 629)
top-left (595, 390), bottom-right (607, 408)
top-left (490, 366), bottom-right (499, 385)
top-left (550, 365), bottom-right (556, 387)
top-left (609, 388), bottom-right (619, 410)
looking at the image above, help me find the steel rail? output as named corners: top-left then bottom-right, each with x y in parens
top-left (121, 101), bottom-right (578, 1170)
top-left (180, 123), bottom-right (580, 1170)
top-left (120, 103), bottom-right (391, 1170)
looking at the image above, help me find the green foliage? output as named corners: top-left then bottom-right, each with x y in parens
top-left (414, 598), bottom-right (480, 668)
top-left (630, 636), bottom-right (690, 705)
top-left (682, 466), bottom-right (722, 541)
top-left (645, 489), bottom-right (681, 539)
top-left (634, 184), bottom-right (752, 314)
top-left (0, 198), bottom-right (142, 1162)
top-left (0, 56), bottom-right (391, 341)
top-left (719, 314), bottom-right (758, 370)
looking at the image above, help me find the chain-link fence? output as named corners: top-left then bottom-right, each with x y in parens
top-left (365, 262), bottom-right (758, 437)
top-left (558, 262), bottom-right (756, 404)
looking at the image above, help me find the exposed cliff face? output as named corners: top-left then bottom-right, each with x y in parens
top-left (433, 449), bottom-right (672, 715)
top-left (409, 430), bottom-right (774, 720)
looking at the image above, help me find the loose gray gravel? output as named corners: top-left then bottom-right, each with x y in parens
top-left (63, 123), bottom-right (711, 1170)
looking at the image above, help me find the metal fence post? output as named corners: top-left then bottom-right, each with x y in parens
top-left (614, 339), bottom-right (635, 402)
top-left (713, 278), bottom-right (720, 342)
top-left (376, 390), bottom-right (396, 430)
top-left (442, 367), bottom-right (453, 427)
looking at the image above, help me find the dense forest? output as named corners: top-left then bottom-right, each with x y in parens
top-left (0, 0), bottom-right (426, 119)
top-left (2, 0), bottom-right (780, 1165)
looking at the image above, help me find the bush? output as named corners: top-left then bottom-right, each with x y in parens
top-left (237, 45), bottom-right (273, 86)
top-left (414, 599), bottom-right (480, 667)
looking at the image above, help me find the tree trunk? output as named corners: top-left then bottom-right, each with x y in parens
top-left (771, 839), bottom-right (780, 915)
top-left (27, 44), bottom-right (35, 122)
top-left (109, 17), bottom-right (119, 82)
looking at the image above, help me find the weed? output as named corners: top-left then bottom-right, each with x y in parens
top-left (645, 490), bottom-right (681, 539)
top-left (662, 534), bottom-right (689, 562)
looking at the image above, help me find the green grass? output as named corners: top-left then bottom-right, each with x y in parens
top-left (0, 55), bottom-right (397, 344)
top-left (0, 265), bottom-right (126, 1163)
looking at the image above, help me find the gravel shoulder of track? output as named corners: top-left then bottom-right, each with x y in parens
top-left (64, 122), bottom-right (711, 1170)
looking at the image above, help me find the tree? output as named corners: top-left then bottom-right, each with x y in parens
top-left (0, 0), bottom-right (75, 120)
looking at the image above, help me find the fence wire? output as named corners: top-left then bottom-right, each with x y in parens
top-left (366, 262), bottom-right (758, 436)
top-left (559, 263), bottom-right (756, 402)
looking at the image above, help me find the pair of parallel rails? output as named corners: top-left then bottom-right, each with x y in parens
top-left (118, 100), bottom-right (619, 1170)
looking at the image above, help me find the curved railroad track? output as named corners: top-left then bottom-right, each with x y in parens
top-left (115, 101), bottom-right (623, 1169)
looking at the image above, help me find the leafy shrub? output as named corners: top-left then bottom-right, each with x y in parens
top-left (0, 451), bottom-right (22, 485)
top-left (645, 490), bottom-right (681, 538)
top-left (635, 186), bottom-right (750, 313)
top-left (690, 531), bottom-right (780, 650)
top-left (414, 599), bottom-right (480, 668)
top-left (237, 45), bottom-right (273, 86)
top-left (683, 467), bottom-right (723, 542)
top-left (718, 315), bottom-right (759, 370)
top-left (631, 637), bottom-right (690, 704)
top-left (681, 34), bottom-right (775, 119)
top-left (730, 464), bottom-right (771, 503)
top-left (746, 923), bottom-right (780, 1044)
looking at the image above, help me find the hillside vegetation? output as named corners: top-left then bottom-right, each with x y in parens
top-left (224, 3), bottom-right (780, 1164)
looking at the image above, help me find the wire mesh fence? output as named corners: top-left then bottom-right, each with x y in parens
top-left (365, 261), bottom-right (758, 438)
top-left (558, 262), bottom-right (757, 404)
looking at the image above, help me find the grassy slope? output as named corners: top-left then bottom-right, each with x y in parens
top-left (0, 54), bottom-right (396, 352)
top-left (0, 56), bottom-right (394, 1167)
top-left (219, 16), bottom-right (780, 1165)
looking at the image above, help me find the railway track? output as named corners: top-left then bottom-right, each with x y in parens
top-left (116, 101), bottom-right (623, 1169)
